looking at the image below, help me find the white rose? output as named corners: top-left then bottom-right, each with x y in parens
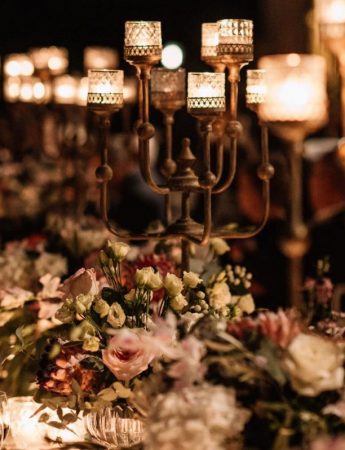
top-left (94, 299), bottom-right (110, 318)
top-left (107, 303), bottom-right (126, 328)
top-left (83, 336), bottom-right (100, 352)
top-left (183, 271), bottom-right (202, 289)
top-left (164, 273), bottom-right (184, 297)
top-left (210, 238), bottom-right (230, 256)
top-left (208, 282), bottom-right (231, 310)
top-left (107, 241), bottom-right (130, 261)
top-left (147, 271), bottom-right (163, 291)
top-left (170, 293), bottom-right (188, 312)
top-left (135, 267), bottom-right (154, 288)
top-left (237, 294), bottom-right (255, 314)
top-left (283, 333), bottom-right (345, 397)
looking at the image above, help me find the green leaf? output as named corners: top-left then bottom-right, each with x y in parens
top-left (112, 382), bottom-right (132, 399)
top-left (257, 338), bottom-right (287, 386)
top-left (98, 387), bottom-right (118, 402)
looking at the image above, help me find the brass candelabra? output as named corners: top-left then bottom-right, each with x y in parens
top-left (87, 19), bottom-right (274, 273)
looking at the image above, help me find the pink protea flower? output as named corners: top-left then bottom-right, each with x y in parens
top-left (258, 309), bottom-right (301, 348)
top-left (227, 317), bottom-right (256, 340)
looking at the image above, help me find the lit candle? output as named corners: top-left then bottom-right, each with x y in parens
top-left (4, 54), bottom-right (34, 77)
top-left (258, 53), bottom-right (328, 125)
top-left (201, 23), bottom-right (219, 58)
top-left (124, 21), bottom-right (162, 63)
top-left (87, 69), bottom-right (124, 110)
top-left (246, 69), bottom-right (266, 109)
top-left (151, 68), bottom-right (185, 110)
top-left (217, 19), bottom-right (254, 62)
top-left (53, 75), bottom-right (79, 104)
top-left (29, 47), bottom-right (68, 75)
top-left (3, 77), bottom-right (21, 102)
top-left (84, 46), bottom-right (119, 70)
top-left (317, 0), bottom-right (345, 24)
top-left (187, 72), bottom-right (225, 114)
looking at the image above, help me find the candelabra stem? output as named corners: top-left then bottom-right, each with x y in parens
top-left (339, 60), bottom-right (345, 136)
top-left (199, 120), bottom-right (216, 187)
top-left (281, 140), bottom-right (309, 308)
top-left (162, 112), bottom-right (176, 225)
top-left (212, 67), bottom-right (241, 194)
top-left (181, 238), bottom-right (190, 273)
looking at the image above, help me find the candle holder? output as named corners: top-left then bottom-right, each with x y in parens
top-left (201, 23), bottom-right (226, 73)
top-left (316, 0), bottom-right (345, 137)
top-left (89, 19), bottom-right (274, 273)
top-left (258, 53), bottom-right (328, 307)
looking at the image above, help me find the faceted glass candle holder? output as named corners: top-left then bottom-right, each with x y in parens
top-left (53, 75), bottom-right (79, 105)
top-left (151, 68), bottom-right (186, 110)
top-left (246, 69), bottom-right (266, 109)
top-left (124, 21), bottom-right (162, 63)
top-left (217, 19), bottom-right (254, 63)
top-left (87, 69), bottom-right (124, 111)
top-left (84, 46), bottom-right (119, 70)
top-left (316, 0), bottom-right (345, 54)
top-left (29, 46), bottom-right (68, 75)
top-left (4, 54), bottom-right (34, 77)
top-left (187, 72), bottom-right (225, 115)
top-left (201, 23), bottom-right (219, 59)
top-left (258, 54), bottom-right (328, 135)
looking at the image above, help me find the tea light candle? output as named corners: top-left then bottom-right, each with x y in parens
top-left (53, 75), bottom-right (79, 104)
top-left (246, 69), bottom-right (267, 109)
top-left (201, 23), bottom-right (219, 59)
top-left (187, 72), bottom-right (225, 114)
top-left (258, 53), bottom-right (328, 124)
top-left (124, 21), bottom-right (162, 62)
top-left (84, 46), bottom-right (119, 70)
top-left (4, 54), bottom-right (34, 77)
top-left (87, 69), bottom-right (124, 109)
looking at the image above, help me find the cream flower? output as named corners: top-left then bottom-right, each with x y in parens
top-left (208, 282), bottom-right (231, 310)
top-left (210, 238), bottom-right (230, 256)
top-left (237, 294), bottom-right (255, 314)
top-left (83, 336), bottom-right (100, 352)
top-left (170, 293), bottom-right (188, 312)
top-left (107, 303), bottom-right (126, 328)
top-left (102, 328), bottom-right (158, 381)
top-left (135, 267), bottom-right (162, 290)
top-left (61, 268), bottom-right (98, 300)
top-left (94, 299), bottom-right (110, 318)
top-left (283, 333), bottom-right (345, 396)
top-left (164, 273), bottom-right (184, 297)
top-left (183, 271), bottom-right (202, 289)
top-left (106, 241), bottom-right (130, 261)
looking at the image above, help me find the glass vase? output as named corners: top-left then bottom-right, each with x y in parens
top-left (85, 405), bottom-right (144, 449)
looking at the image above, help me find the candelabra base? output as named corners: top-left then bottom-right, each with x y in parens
top-left (166, 218), bottom-right (203, 236)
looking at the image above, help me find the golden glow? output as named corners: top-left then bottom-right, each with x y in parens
top-left (161, 43), bottom-right (184, 69)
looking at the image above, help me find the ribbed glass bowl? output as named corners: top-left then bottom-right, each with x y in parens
top-left (84, 406), bottom-right (144, 449)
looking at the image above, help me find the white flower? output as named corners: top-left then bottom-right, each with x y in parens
top-left (107, 241), bottom-right (130, 261)
top-left (0, 287), bottom-right (33, 310)
top-left (210, 238), bottom-right (230, 256)
top-left (237, 294), bottom-right (255, 314)
top-left (145, 384), bottom-right (250, 450)
top-left (170, 293), bottom-right (188, 312)
top-left (207, 282), bottom-right (231, 310)
top-left (107, 302), bottom-right (126, 328)
top-left (164, 273), bottom-right (183, 297)
top-left (83, 336), bottom-right (100, 352)
top-left (283, 333), bottom-right (345, 396)
top-left (183, 271), bottom-right (202, 289)
top-left (135, 267), bottom-right (162, 290)
top-left (94, 299), bottom-right (110, 318)
top-left (34, 252), bottom-right (68, 278)
top-left (37, 274), bottom-right (63, 300)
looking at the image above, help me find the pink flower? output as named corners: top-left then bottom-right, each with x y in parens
top-left (258, 309), bottom-right (301, 348)
top-left (102, 329), bottom-right (158, 381)
top-left (60, 268), bottom-right (98, 300)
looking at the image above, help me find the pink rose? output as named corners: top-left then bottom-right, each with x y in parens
top-left (60, 268), bottom-right (98, 299)
top-left (102, 329), bottom-right (157, 381)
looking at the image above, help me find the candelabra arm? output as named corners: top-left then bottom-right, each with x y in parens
top-left (96, 115), bottom-right (168, 241)
top-left (161, 112), bottom-right (177, 224)
top-left (199, 119), bottom-right (217, 188)
top-left (214, 136), bottom-right (224, 184)
top-left (138, 138), bottom-right (170, 195)
top-left (211, 123), bottom-right (273, 239)
top-left (212, 72), bottom-right (242, 194)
